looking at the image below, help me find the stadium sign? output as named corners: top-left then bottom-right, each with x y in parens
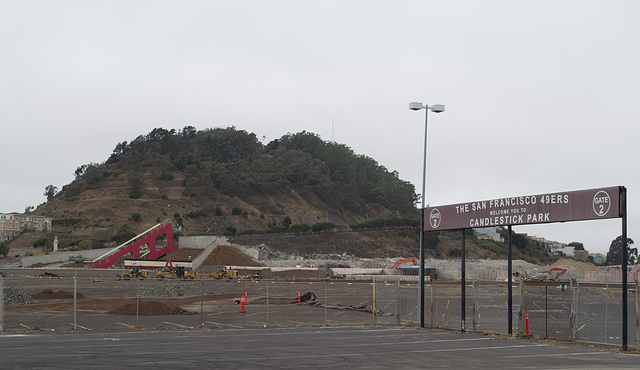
top-left (424, 186), bottom-right (621, 231)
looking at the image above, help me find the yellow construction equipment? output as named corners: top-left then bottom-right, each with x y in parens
top-left (182, 269), bottom-right (200, 280)
top-left (156, 266), bottom-right (199, 280)
top-left (156, 266), bottom-right (200, 280)
top-left (117, 266), bottom-right (149, 280)
top-left (241, 272), bottom-right (262, 280)
top-left (207, 266), bottom-right (239, 279)
top-left (156, 268), bottom-right (177, 280)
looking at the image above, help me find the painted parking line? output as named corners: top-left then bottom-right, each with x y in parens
top-left (162, 321), bottom-right (193, 329)
top-left (19, 324), bottom-right (31, 330)
top-left (504, 351), bottom-right (607, 360)
top-left (237, 342), bottom-right (547, 362)
top-left (68, 323), bottom-right (92, 331)
top-left (204, 321), bottom-right (244, 328)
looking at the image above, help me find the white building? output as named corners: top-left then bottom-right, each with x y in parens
top-left (474, 227), bottom-right (503, 242)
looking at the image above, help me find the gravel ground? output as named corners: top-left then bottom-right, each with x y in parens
top-left (140, 283), bottom-right (203, 298)
top-left (2, 287), bottom-right (39, 306)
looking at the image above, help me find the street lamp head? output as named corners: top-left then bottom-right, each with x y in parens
top-left (430, 104), bottom-right (445, 113)
top-left (409, 102), bottom-right (424, 111)
top-left (409, 102), bottom-right (445, 113)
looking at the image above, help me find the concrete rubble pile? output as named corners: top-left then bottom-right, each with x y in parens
top-left (140, 283), bottom-right (202, 298)
top-left (2, 287), bottom-right (39, 306)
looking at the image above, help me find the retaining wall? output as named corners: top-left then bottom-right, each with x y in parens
top-left (22, 248), bottom-right (113, 268)
top-left (179, 235), bottom-right (228, 270)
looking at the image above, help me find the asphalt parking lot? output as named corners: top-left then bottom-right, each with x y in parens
top-left (0, 326), bottom-right (638, 368)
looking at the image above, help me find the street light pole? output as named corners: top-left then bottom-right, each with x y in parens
top-left (409, 102), bottom-right (444, 328)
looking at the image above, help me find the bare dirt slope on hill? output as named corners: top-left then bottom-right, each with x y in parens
top-left (551, 258), bottom-right (599, 272)
top-left (160, 248), bottom-right (203, 261)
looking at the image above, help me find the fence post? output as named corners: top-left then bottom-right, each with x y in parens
top-left (570, 281), bottom-right (577, 342)
top-left (0, 274), bottom-right (4, 332)
top-left (266, 279), bottom-right (269, 327)
top-left (605, 283), bottom-right (609, 344)
top-left (545, 283), bottom-right (548, 339)
top-left (396, 279), bottom-right (400, 324)
top-left (200, 279), bottom-right (204, 327)
top-left (325, 279), bottom-right (328, 326)
top-left (472, 279), bottom-right (478, 332)
top-left (518, 280), bottom-right (524, 335)
top-left (586, 287), bottom-right (591, 340)
top-left (372, 279), bottom-right (376, 326)
top-left (430, 277), bottom-right (435, 328)
top-left (74, 269), bottom-right (77, 331)
top-left (136, 275), bottom-right (140, 327)
top-left (636, 270), bottom-right (640, 351)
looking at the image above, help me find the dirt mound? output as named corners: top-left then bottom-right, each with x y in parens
top-left (108, 300), bottom-right (196, 315)
top-left (551, 258), bottom-right (599, 272)
top-left (160, 248), bottom-right (203, 261)
top-left (33, 289), bottom-right (84, 299)
top-left (201, 245), bottom-right (261, 267)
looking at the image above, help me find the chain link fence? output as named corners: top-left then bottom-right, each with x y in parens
top-left (0, 272), bottom-right (637, 349)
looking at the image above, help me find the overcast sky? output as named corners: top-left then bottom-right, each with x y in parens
top-left (2, 0), bottom-right (638, 254)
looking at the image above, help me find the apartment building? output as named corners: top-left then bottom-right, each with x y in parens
top-left (574, 249), bottom-right (589, 261)
top-left (0, 212), bottom-right (53, 241)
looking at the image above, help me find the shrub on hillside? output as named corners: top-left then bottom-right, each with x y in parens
top-left (33, 237), bottom-right (51, 248)
top-left (289, 223), bottom-right (312, 233)
top-left (311, 222), bottom-right (335, 232)
top-left (223, 226), bottom-right (237, 235)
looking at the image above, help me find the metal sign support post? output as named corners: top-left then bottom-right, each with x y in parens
top-left (508, 225), bottom-right (513, 336)
top-left (621, 187), bottom-right (628, 351)
top-left (419, 213), bottom-right (425, 328)
top-left (461, 229), bottom-right (466, 332)
top-left (418, 105), bottom-right (430, 329)
top-left (422, 186), bottom-right (626, 341)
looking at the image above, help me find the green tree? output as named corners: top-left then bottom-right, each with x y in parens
top-left (173, 213), bottom-right (183, 226)
top-left (128, 171), bottom-right (143, 199)
top-left (282, 216), bottom-right (292, 229)
top-left (606, 235), bottom-right (636, 265)
top-left (44, 185), bottom-right (58, 202)
top-left (0, 241), bottom-right (10, 257)
top-left (568, 242), bottom-right (585, 250)
top-left (112, 225), bottom-right (137, 244)
top-left (289, 223), bottom-right (311, 233)
top-left (131, 212), bottom-right (141, 222)
top-left (311, 222), bottom-right (335, 232)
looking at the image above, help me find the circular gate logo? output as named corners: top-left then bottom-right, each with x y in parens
top-left (429, 208), bottom-right (441, 229)
top-left (592, 191), bottom-right (611, 217)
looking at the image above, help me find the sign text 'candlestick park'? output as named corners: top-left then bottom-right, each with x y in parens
top-left (423, 186), bottom-right (622, 231)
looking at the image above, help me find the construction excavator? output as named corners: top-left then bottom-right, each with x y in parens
top-left (393, 257), bottom-right (418, 269)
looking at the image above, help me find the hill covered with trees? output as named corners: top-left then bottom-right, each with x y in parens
top-left (26, 126), bottom-right (556, 264)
